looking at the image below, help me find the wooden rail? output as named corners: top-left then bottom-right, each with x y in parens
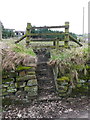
top-left (27, 32), bottom-right (65, 36)
top-left (31, 25), bottom-right (68, 29)
top-left (26, 22), bottom-right (69, 49)
top-left (15, 22), bottom-right (83, 49)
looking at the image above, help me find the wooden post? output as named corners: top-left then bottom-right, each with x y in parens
top-left (56, 38), bottom-right (59, 50)
top-left (0, 22), bottom-right (2, 40)
top-left (64, 22), bottom-right (69, 48)
top-left (53, 40), bottom-right (56, 47)
top-left (53, 37), bottom-right (59, 50)
top-left (26, 23), bottom-right (32, 47)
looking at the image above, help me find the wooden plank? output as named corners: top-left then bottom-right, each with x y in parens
top-left (69, 34), bottom-right (83, 46)
top-left (30, 38), bottom-right (63, 42)
top-left (31, 39), bottom-right (53, 42)
top-left (15, 34), bottom-right (26, 44)
top-left (32, 45), bottom-right (56, 49)
top-left (29, 32), bottom-right (65, 36)
top-left (31, 25), bottom-right (68, 29)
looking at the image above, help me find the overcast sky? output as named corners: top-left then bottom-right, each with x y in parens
top-left (0, 0), bottom-right (89, 34)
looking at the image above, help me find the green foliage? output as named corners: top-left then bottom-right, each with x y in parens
top-left (31, 26), bottom-right (77, 40)
top-left (13, 44), bottom-right (35, 56)
top-left (70, 32), bottom-right (77, 39)
top-left (1, 21), bottom-right (15, 38)
top-left (51, 49), bottom-right (72, 61)
top-left (2, 29), bottom-right (15, 38)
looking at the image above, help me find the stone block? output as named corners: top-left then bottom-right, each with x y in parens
top-left (10, 82), bottom-right (15, 88)
top-left (7, 87), bottom-right (17, 93)
top-left (19, 71), bottom-right (26, 76)
top-left (2, 88), bottom-right (7, 93)
top-left (2, 78), bottom-right (14, 83)
top-left (3, 92), bottom-right (8, 96)
top-left (2, 75), bottom-right (8, 79)
top-left (27, 79), bottom-right (37, 86)
top-left (15, 90), bottom-right (26, 99)
top-left (27, 86), bottom-right (38, 96)
top-left (3, 83), bottom-right (9, 88)
top-left (26, 71), bottom-right (36, 75)
top-left (16, 75), bottom-right (36, 82)
top-left (9, 72), bottom-right (17, 78)
top-left (24, 86), bottom-right (31, 92)
top-left (15, 82), bottom-right (26, 88)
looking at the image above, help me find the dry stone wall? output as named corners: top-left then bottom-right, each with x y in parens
top-left (2, 65), bottom-right (38, 100)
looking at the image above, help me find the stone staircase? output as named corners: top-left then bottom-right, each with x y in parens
top-left (34, 48), bottom-right (58, 101)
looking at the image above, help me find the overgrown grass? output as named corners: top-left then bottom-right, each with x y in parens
top-left (2, 39), bottom-right (35, 56)
top-left (51, 44), bottom-right (88, 62)
top-left (50, 44), bottom-right (89, 89)
top-left (13, 44), bottom-right (35, 56)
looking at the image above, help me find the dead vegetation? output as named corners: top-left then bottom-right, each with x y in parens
top-left (48, 44), bottom-right (89, 88)
top-left (0, 41), bottom-right (37, 70)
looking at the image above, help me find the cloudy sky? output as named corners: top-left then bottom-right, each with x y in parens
top-left (0, 0), bottom-right (89, 34)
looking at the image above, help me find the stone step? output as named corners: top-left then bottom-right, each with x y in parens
top-left (38, 91), bottom-right (56, 97)
top-left (36, 70), bottom-right (49, 74)
top-left (36, 69), bottom-right (47, 72)
top-left (38, 85), bottom-right (55, 90)
top-left (36, 64), bottom-right (48, 69)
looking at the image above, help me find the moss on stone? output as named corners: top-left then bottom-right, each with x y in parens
top-left (2, 75), bottom-right (8, 79)
top-left (19, 71), bottom-right (26, 76)
top-left (2, 88), bottom-right (7, 93)
top-left (15, 82), bottom-right (26, 88)
top-left (27, 80), bottom-right (37, 86)
top-left (27, 71), bottom-right (35, 75)
top-left (16, 75), bottom-right (36, 82)
top-left (3, 83), bottom-right (9, 88)
top-left (57, 76), bottom-right (70, 82)
top-left (24, 86), bottom-right (31, 92)
top-left (27, 86), bottom-right (38, 96)
top-left (7, 87), bottom-right (17, 93)
top-left (16, 65), bottom-right (32, 71)
top-left (2, 78), bottom-right (14, 83)
top-left (3, 92), bottom-right (8, 96)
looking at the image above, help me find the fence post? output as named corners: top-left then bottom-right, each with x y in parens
top-left (0, 21), bottom-right (2, 40)
top-left (53, 39), bottom-right (57, 47)
top-left (64, 22), bottom-right (69, 48)
top-left (56, 38), bottom-right (59, 50)
top-left (26, 23), bottom-right (32, 47)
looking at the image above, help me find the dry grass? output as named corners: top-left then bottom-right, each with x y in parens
top-left (0, 40), bottom-right (36, 70)
top-left (48, 44), bottom-right (89, 86)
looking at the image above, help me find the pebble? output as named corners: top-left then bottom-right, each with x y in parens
top-left (64, 108), bottom-right (73, 113)
top-left (2, 97), bottom-right (90, 118)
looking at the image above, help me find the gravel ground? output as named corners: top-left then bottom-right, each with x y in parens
top-left (2, 96), bottom-right (90, 119)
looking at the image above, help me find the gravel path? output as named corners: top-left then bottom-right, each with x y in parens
top-left (2, 96), bottom-right (90, 119)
